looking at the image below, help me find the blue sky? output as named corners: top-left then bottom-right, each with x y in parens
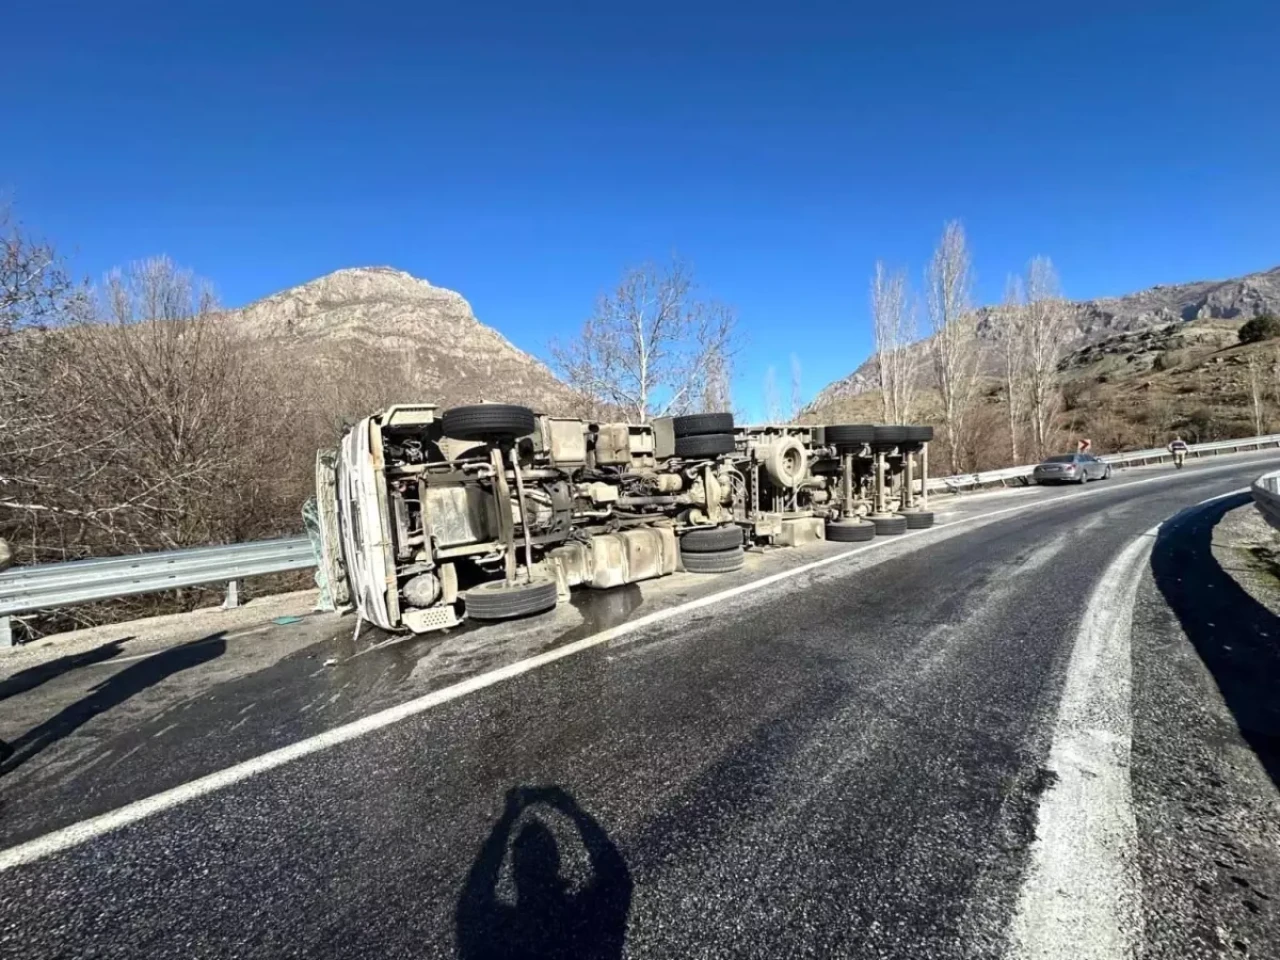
top-left (3, 0), bottom-right (1277, 418)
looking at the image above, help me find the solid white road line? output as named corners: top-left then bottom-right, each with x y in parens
top-left (1006, 486), bottom-right (1248, 960)
top-left (0, 464), bottom-right (1269, 872)
top-left (1005, 528), bottom-right (1152, 960)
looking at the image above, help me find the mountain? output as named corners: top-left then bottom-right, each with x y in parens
top-left (806, 264), bottom-right (1280, 414)
top-left (223, 266), bottom-right (576, 412)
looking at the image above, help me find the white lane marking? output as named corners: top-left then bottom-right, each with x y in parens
top-left (1006, 529), bottom-right (1152, 960)
top-left (0, 463), bottom-right (1270, 873)
top-left (1007, 486), bottom-right (1248, 960)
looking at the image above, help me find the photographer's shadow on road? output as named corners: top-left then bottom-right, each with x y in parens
top-left (1152, 492), bottom-right (1280, 789)
top-left (456, 786), bottom-right (633, 960)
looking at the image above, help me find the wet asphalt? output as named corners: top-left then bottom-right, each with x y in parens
top-left (1, 459), bottom-right (1279, 959)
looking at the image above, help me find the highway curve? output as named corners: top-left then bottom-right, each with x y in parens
top-left (1, 456), bottom-right (1278, 959)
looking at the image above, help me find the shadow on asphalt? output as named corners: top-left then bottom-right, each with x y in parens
top-left (0, 633), bottom-right (226, 774)
top-left (0, 639), bottom-right (129, 702)
top-left (1152, 492), bottom-right (1280, 790)
top-left (456, 786), bottom-right (632, 960)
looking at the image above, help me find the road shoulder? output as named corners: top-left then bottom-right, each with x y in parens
top-left (1131, 498), bottom-right (1280, 958)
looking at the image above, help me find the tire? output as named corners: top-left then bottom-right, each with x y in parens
top-left (672, 413), bottom-right (734, 437)
top-left (904, 510), bottom-right (935, 529)
top-left (904, 425), bottom-right (934, 443)
top-left (681, 545), bottom-right (745, 574)
top-left (680, 525), bottom-right (743, 553)
top-left (826, 520), bottom-right (876, 542)
top-left (763, 436), bottom-right (808, 489)
top-left (465, 578), bottom-right (558, 620)
top-left (441, 404), bottom-right (536, 442)
top-left (825, 424), bottom-right (876, 447)
top-left (870, 514), bottom-right (908, 536)
top-left (674, 432), bottom-right (736, 459)
top-left (873, 425), bottom-right (908, 446)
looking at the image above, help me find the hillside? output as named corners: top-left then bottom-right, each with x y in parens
top-left (807, 264), bottom-right (1280, 413)
top-left (223, 266), bottom-right (576, 413)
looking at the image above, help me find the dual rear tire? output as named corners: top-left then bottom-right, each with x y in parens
top-left (672, 412), bottom-right (736, 459)
top-left (680, 524), bottom-right (745, 574)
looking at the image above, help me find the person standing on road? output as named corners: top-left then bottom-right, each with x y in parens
top-left (1168, 435), bottom-right (1189, 468)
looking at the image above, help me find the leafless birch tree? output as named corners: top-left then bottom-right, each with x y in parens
top-left (1001, 274), bottom-right (1028, 463)
top-left (1023, 256), bottom-right (1069, 460)
top-left (550, 259), bottom-right (739, 422)
top-left (871, 261), bottom-right (919, 425)
top-left (1247, 352), bottom-right (1266, 435)
top-left (789, 353), bottom-right (803, 421)
top-left (926, 221), bottom-right (980, 472)
top-left (764, 366), bottom-right (783, 422)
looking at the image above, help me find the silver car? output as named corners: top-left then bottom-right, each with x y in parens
top-left (1032, 453), bottom-right (1112, 485)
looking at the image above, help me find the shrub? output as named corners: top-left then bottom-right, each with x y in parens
top-left (1238, 314), bottom-right (1280, 344)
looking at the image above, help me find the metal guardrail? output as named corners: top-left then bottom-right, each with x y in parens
top-left (928, 434), bottom-right (1280, 493)
top-left (0, 537), bottom-right (315, 647)
top-left (1252, 470), bottom-right (1280, 532)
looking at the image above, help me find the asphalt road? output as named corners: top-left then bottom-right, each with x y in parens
top-left (1, 457), bottom-right (1278, 959)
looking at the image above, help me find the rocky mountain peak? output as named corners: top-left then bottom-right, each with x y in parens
top-left (220, 266), bottom-right (576, 413)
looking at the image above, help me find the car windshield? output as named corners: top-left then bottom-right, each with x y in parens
top-left (1044, 455), bottom-right (1077, 464)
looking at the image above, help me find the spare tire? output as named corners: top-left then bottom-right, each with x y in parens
top-left (763, 436), bottom-right (808, 489)
top-left (826, 520), bottom-right (876, 542)
top-left (674, 432), bottom-right (736, 459)
top-left (681, 545), bottom-right (745, 574)
top-left (904, 425), bottom-right (934, 443)
top-left (680, 525), bottom-right (743, 553)
top-left (826, 424), bottom-right (876, 447)
top-left (465, 578), bottom-right (558, 620)
top-left (442, 404), bottom-right (536, 442)
top-left (672, 412), bottom-right (734, 437)
top-left (870, 514), bottom-right (908, 536)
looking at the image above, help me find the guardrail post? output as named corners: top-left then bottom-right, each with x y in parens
top-left (0, 616), bottom-right (13, 648)
top-left (222, 580), bottom-right (241, 610)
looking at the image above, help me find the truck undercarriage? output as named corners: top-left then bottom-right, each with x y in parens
top-left (316, 404), bottom-right (933, 633)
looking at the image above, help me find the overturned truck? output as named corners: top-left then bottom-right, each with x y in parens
top-left (314, 404), bottom-right (933, 633)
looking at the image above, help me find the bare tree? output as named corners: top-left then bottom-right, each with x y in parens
top-left (789, 353), bottom-right (803, 421)
top-left (1246, 351), bottom-right (1266, 435)
top-left (870, 262), bottom-right (919, 425)
top-left (926, 221), bottom-right (980, 472)
top-left (698, 346), bottom-right (734, 414)
top-left (764, 366), bottom-right (783, 422)
top-left (1, 204), bottom-right (84, 335)
top-left (1001, 274), bottom-right (1027, 463)
top-left (1023, 256), bottom-right (1069, 460)
top-left (550, 259), bottom-right (739, 422)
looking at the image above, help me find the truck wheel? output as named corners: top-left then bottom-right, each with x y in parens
top-left (674, 432), bottom-right (736, 459)
top-left (680, 525), bottom-right (743, 553)
top-left (672, 412), bottom-right (734, 437)
top-left (465, 578), bottom-right (558, 620)
top-left (681, 545), bottom-right (745, 574)
top-left (904, 511), bottom-right (935, 529)
top-left (826, 520), bottom-right (876, 542)
top-left (872, 426), bottom-right (908, 447)
top-left (764, 436), bottom-right (808, 488)
top-left (871, 514), bottom-right (908, 536)
top-left (825, 424), bottom-right (876, 447)
top-left (441, 404), bottom-right (536, 442)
